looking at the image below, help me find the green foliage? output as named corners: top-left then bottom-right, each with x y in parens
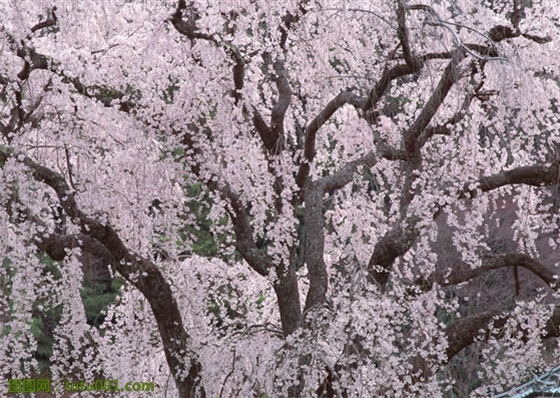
top-left (30, 302), bottom-right (62, 370)
top-left (162, 75), bottom-right (180, 104)
top-left (182, 182), bottom-right (236, 260)
top-left (206, 285), bottom-right (244, 331)
top-left (1, 252), bottom-right (121, 370)
top-left (80, 280), bottom-right (121, 328)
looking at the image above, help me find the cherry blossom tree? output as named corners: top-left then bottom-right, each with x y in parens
top-left (1, 0), bottom-right (559, 397)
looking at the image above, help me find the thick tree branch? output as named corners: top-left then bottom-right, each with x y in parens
top-left (418, 88), bottom-right (498, 147)
top-left (179, 126), bottom-right (275, 278)
top-left (270, 60), bottom-right (291, 148)
top-left (180, 127), bottom-right (301, 336)
top-left (363, 44), bottom-right (478, 115)
top-left (322, 151), bottom-right (378, 194)
top-left (220, 184), bottom-right (274, 277)
top-left (426, 253), bottom-right (557, 289)
top-left (0, 146), bottom-right (205, 398)
top-left (364, 63), bottom-right (416, 112)
top-left (37, 232), bottom-right (115, 265)
top-left (222, 186), bottom-right (301, 336)
top-left (170, 0), bottom-right (215, 41)
top-left (367, 226), bottom-right (419, 287)
top-left (30, 7), bottom-right (57, 33)
top-left (260, 52), bottom-right (292, 153)
top-left (296, 91), bottom-right (367, 188)
top-left (362, 2), bottom-right (517, 122)
top-left (460, 161), bottom-right (560, 198)
top-left (404, 50), bottom-right (466, 155)
top-left (446, 306), bottom-right (560, 362)
top-left (397, 0), bottom-right (423, 70)
top-left (399, 49), bottom-right (467, 212)
top-left (358, 28), bottom-right (547, 293)
top-left (303, 181), bottom-right (328, 312)
top-left (252, 110), bottom-right (276, 151)
top-left (445, 308), bottom-right (504, 361)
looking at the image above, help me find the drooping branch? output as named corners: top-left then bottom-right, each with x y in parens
top-left (179, 128), bottom-right (302, 336)
top-left (170, 0), bottom-right (251, 106)
top-left (0, 146), bottom-right (205, 398)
